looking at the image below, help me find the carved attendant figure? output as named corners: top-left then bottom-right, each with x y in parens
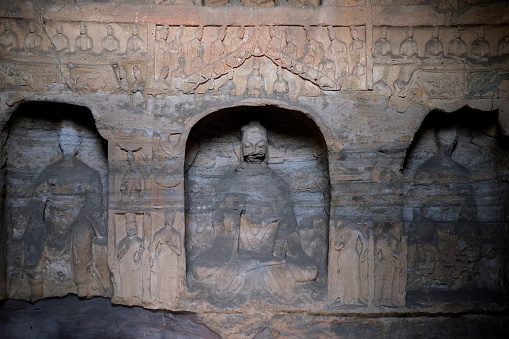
top-left (399, 27), bottom-right (418, 60)
top-left (25, 123), bottom-right (104, 300)
top-left (425, 27), bottom-right (444, 60)
top-left (373, 27), bottom-right (392, 60)
top-left (24, 21), bottom-right (43, 54)
top-left (191, 121), bottom-right (318, 305)
top-left (330, 220), bottom-right (370, 305)
top-left (471, 28), bottom-right (490, 60)
top-left (75, 23), bottom-right (93, 54)
top-left (51, 24), bottom-right (69, 52)
top-left (101, 25), bottom-right (120, 55)
top-left (0, 20), bottom-right (18, 52)
top-left (327, 26), bottom-right (348, 77)
top-left (125, 25), bottom-right (144, 55)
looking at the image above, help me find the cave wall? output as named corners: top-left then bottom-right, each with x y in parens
top-left (0, 0), bottom-right (508, 337)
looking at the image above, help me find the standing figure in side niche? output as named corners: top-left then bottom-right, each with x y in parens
top-left (349, 26), bottom-right (366, 75)
top-left (0, 20), bottom-right (18, 52)
top-left (51, 24), bottom-right (69, 53)
top-left (246, 58), bottom-right (266, 96)
top-left (120, 150), bottom-right (147, 202)
top-left (24, 122), bottom-right (104, 300)
top-left (116, 213), bottom-right (143, 302)
top-left (373, 27), bottom-right (392, 61)
top-left (191, 121), bottom-right (318, 305)
top-left (327, 26), bottom-right (348, 77)
top-left (498, 28), bottom-right (509, 56)
top-left (125, 25), bottom-right (144, 55)
top-left (101, 25), bottom-right (120, 56)
top-left (24, 21), bottom-right (43, 55)
top-left (329, 220), bottom-right (370, 305)
top-left (399, 27), bottom-right (418, 60)
top-left (425, 27), bottom-right (444, 60)
top-left (75, 23), bottom-right (93, 54)
top-left (471, 28), bottom-right (490, 60)
top-left (447, 28), bottom-right (467, 60)
top-left (374, 232), bottom-right (403, 306)
top-left (149, 210), bottom-right (183, 305)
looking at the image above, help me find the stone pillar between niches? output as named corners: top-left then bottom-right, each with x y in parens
top-left (107, 128), bottom-right (186, 309)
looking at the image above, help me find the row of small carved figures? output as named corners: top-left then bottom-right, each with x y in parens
top-left (0, 21), bottom-right (145, 56)
top-left (373, 26), bottom-right (509, 62)
top-left (153, 25), bottom-right (367, 90)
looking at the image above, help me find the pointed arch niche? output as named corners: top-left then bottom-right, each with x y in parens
top-left (184, 105), bottom-right (330, 309)
top-left (0, 102), bottom-right (110, 301)
top-left (403, 107), bottom-right (509, 306)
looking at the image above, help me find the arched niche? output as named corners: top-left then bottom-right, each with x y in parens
top-left (403, 107), bottom-right (509, 306)
top-left (0, 102), bottom-right (111, 301)
top-left (184, 105), bottom-right (330, 308)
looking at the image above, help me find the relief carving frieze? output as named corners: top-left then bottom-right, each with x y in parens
top-left (372, 25), bottom-right (509, 99)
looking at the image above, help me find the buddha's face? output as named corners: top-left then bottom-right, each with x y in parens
top-left (242, 131), bottom-right (267, 163)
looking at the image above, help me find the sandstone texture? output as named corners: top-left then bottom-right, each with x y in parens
top-left (0, 0), bottom-right (508, 337)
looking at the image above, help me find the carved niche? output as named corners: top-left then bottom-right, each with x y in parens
top-left (403, 109), bottom-right (509, 304)
top-left (2, 103), bottom-right (110, 301)
top-left (185, 108), bottom-right (330, 309)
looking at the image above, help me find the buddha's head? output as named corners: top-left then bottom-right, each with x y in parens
top-left (241, 121), bottom-right (267, 163)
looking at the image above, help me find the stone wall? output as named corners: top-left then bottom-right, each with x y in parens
top-left (0, 0), bottom-right (508, 337)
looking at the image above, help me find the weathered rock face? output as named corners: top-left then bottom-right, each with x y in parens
top-left (0, 0), bottom-right (508, 337)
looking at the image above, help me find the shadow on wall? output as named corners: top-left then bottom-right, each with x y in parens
top-left (0, 102), bottom-right (110, 302)
top-left (184, 105), bottom-right (330, 308)
top-left (403, 107), bottom-right (509, 305)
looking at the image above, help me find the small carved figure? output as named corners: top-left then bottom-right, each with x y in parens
top-left (316, 45), bottom-right (336, 89)
top-left (424, 27), bottom-right (444, 60)
top-left (330, 220), bottom-right (370, 305)
top-left (120, 150), bottom-right (147, 201)
top-left (170, 55), bottom-right (188, 93)
top-left (497, 28), bottom-right (509, 56)
top-left (187, 25), bottom-right (205, 63)
top-left (399, 27), bottom-right (419, 60)
top-left (116, 64), bottom-right (130, 92)
top-left (51, 24), bottom-right (69, 52)
top-left (149, 210), bottom-right (183, 305)
top-left (375, 232), bottom-right (403, 306)
top-left (282, 28), bottom-right (298, 59)
top-left (373, 27), bottom-right (392, 60)
top-left (157, 66), bottom-right (170, 91)
top-left (268, 25), bottom-right (281, 51)
top-left (191, 121), bottom-right (318, 305)
top-left (301, 26), bottom-right (323, 68)
top-left (210, 25), bottom-right (227, 62)
top-left (130, 65), bottom-right (145, 95)
top-left (125, 25), bottom-right (145, 55)
top-left (273, 65), bottom-right (289, 97)
top-left (0, 20), bottom-right (18, 52)
top-left (349, 26), bottom-right (366, 75)
top-left (219, 68), bottom-right (236, 95)
top-left (471, 28), bottom-right (490, 60)
top-left (75, 23), bottom-right (93, 54)
top-left (101, 25), bottom-right (120, 55)
top-left (24, 21), bottom-right (43, 54)
top-left (246, 58), bottom-right (266, 96)
top-left (327, 26), bottom-right (348, 77)
top-left (25, 122), bottom-right (104, 300)
top-left (116, 213), bottom-right (144, 302)
top-left (447, 28), bottom-right (467, 59)
top-left (230, 25), bottom-right (245, 51)
top-left (168, 25), bottom-right (185, 70)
